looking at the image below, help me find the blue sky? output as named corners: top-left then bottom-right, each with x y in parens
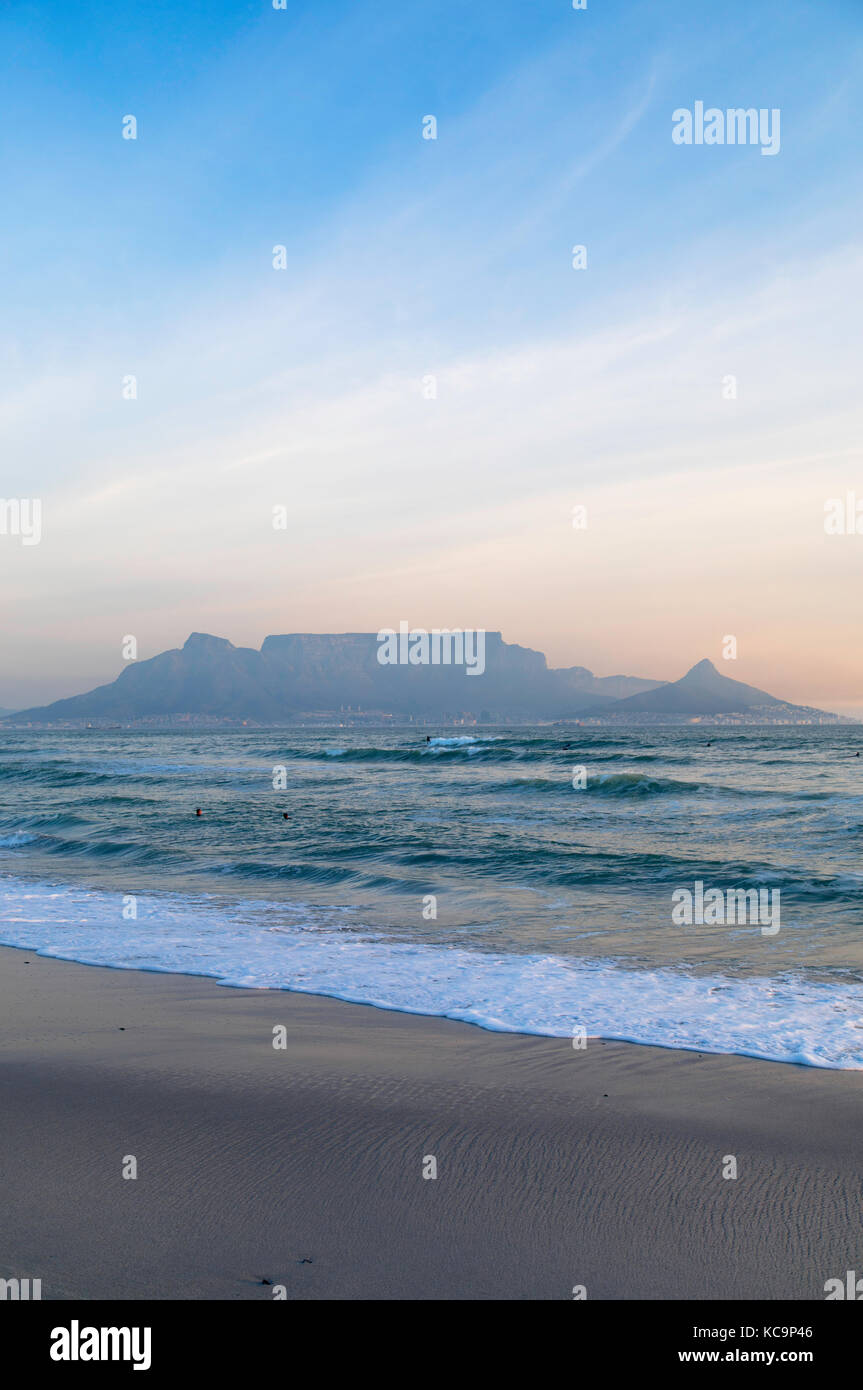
top-left (2, 0), bottom-right (862, 708)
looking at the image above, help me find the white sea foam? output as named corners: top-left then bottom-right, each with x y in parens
top-left (1, 873), bottom-right (862, 1069)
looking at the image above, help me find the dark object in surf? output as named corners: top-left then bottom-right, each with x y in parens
top-left (283, 812), bottom-right (290, 819)
top-left (195, 807), bottom-right (202, 816)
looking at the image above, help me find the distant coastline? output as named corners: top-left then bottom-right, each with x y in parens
top-left (3, 632), bottom-right (854, 727)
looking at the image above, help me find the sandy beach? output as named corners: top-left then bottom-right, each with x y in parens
top-left (1, 941), bottom-right (861, 1301)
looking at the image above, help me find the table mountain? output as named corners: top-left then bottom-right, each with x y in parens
top-left (4, 631), bottom-right (661, 724)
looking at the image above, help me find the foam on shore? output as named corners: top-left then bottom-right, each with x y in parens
top-left (2, 872), bottom-right (862, 1069)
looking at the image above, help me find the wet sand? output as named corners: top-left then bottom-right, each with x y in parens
top-left (1, 943), bottom-right (860, 1300)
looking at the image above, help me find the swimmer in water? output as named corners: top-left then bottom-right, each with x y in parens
top-left (195, 808), bottom-right (202, 816)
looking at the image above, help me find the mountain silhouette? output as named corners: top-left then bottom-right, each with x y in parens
top-left (4, 641), bottom-right (843, 725)
top-left (605, 658), bottom-right (795, 716)
top-left (4, 631), bottom-right (660, 724)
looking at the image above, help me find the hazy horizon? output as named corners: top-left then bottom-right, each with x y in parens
top-left (3, 625), bottom-right (860, 721)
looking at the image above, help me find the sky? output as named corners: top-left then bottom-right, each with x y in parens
top-left (1, 0), bottom-right (862, 712)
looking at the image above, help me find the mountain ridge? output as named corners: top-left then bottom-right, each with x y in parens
top-left (2, 635), bottom-right (848, 725)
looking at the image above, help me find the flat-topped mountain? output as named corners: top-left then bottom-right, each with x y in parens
top-left (3, 640), bottom-right (846, 726)
top-left (4, 631), bottom-right (660, 725)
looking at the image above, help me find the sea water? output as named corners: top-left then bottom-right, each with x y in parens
top-left (2, 725), bottom-right (863, 1068)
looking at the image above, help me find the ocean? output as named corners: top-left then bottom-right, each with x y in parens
top-left (1, 724), bottom-right (863, 1069)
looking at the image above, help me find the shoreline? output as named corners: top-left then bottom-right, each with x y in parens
top-left (3, 872), bottom-right (861, 1070)
top-left (1, 942), bottom-right (861, 1300)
